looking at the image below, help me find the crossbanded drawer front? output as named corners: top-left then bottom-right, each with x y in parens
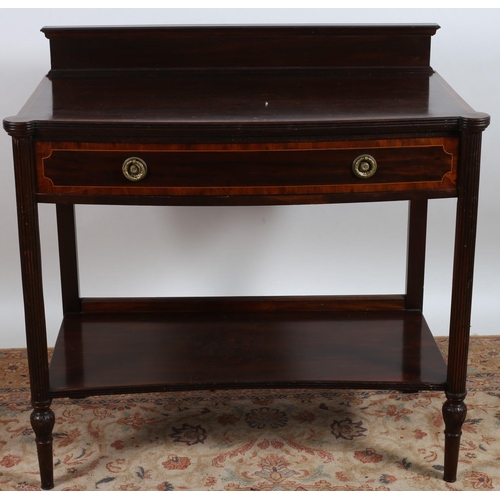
top-left (36, 138), bottom-right (458, 197)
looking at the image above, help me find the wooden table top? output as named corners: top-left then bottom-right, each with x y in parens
top-left (3, 24), bottom-right (489, 141)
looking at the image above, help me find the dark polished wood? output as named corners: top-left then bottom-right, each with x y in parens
top-left (49, 309), bottom-right (446, 397)
top-left (36, 138), bottom-right (457, 199)
top-left (405, 199), bottom-right (428, 310)
top-left (4, 71), bottom-right (487, 142)
top-left (56, 204), bottom-right (81, 314)
top-left (3, 25), bottom-right (489, 489)
top-left (442, 124), bottom-right (485, 482)
top-left (11, 136), bottom-right (54, 490)
top-left (79, 295), bottom-right (406, 314)
top-left (41, 24), bottom-right (438, 73)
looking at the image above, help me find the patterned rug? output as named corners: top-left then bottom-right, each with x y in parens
top-left (1, 336), bottom-right (499, 491)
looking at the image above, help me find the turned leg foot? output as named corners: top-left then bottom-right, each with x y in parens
top-left (31, 400), bottom-right (55, 490)
top-left (442, 392), bottom-right (467, 482)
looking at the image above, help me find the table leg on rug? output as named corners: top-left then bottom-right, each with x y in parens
top-left (12, 135), bottom-right (55, 490)
top-left (31, 401), bottom-right (55, 490)
top-left (442, 123), bottom-right (484, 483)
top-left (442, 392), bottom-right (467, 482)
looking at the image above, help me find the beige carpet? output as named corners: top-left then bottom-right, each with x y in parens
top-left (1, 336), bottom-right (499, 491)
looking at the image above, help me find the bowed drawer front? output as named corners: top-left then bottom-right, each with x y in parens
top-left (35, 138), bottom-right (458, 197)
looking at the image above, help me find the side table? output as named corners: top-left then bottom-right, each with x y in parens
top-left (3, 24), bottom-right (490, 489)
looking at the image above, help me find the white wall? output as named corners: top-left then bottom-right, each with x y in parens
top-left (1, 8), bottom-right (499, 348)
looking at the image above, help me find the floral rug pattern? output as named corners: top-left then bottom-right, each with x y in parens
top-left (1, 336), bottom-right (500, 491)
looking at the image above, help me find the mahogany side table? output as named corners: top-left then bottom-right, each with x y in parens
top-left (3, 25), bottom-right (490, 489)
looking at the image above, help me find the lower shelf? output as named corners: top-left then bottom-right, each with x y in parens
top-left (49, 306), bottom-right (447, 398)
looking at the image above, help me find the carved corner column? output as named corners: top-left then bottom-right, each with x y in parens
top-left (443, 113), bottom-right (490, 483)
top-left (10, 128), bottom-right (55, 490)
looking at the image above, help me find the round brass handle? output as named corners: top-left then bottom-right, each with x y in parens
top-left (122, 157), bottom-right (148, 182)
top-left (352, 154), bottom-right (377, 179)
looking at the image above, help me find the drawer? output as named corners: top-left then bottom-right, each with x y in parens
top-left (35, 138), bottom-right (458, 197)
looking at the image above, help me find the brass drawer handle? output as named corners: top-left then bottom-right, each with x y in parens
top-left (122, 157), bottom-right (148, 181)
top-left (352, 154), bottom-right (377, 179)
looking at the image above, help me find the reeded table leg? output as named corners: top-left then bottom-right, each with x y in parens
top-left (12, 136), bottom-right (54, 489)
top-left (442, 121), bottom-right (485, 482)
